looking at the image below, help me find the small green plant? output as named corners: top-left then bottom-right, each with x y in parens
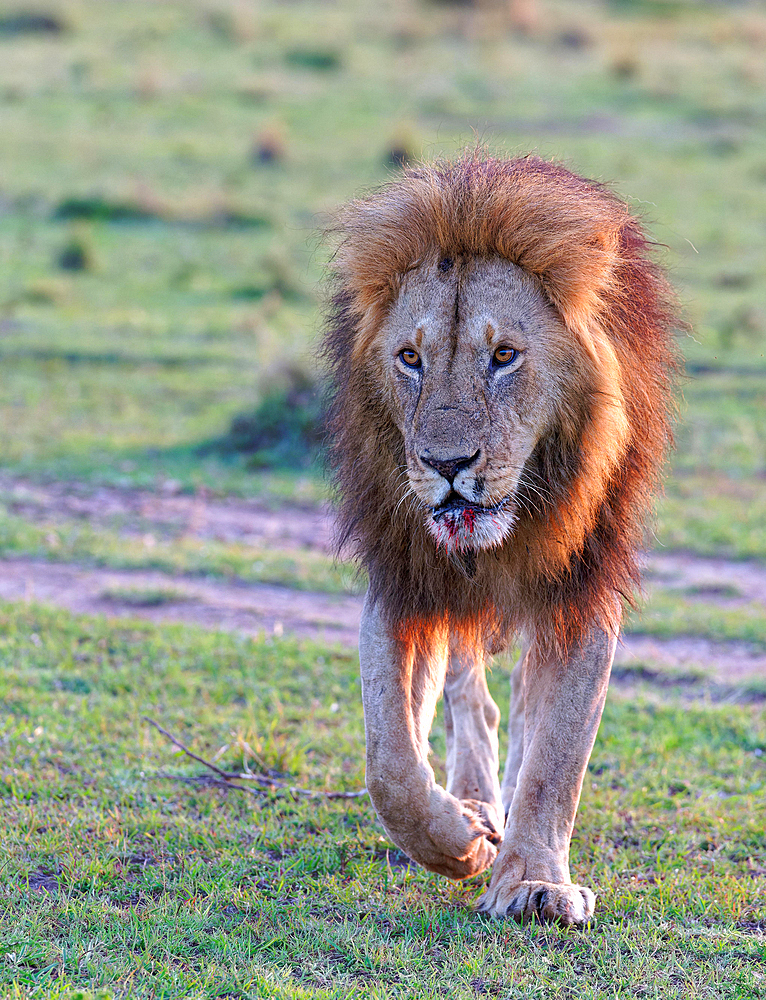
top-left (251, 125), bottom-right (286, 165)
top-left (57, 235), bottom-right (93, 272)
top-left (284, 47), bottom-right (341, 71)
top-left (0, 11), bottom-right (65, 35)
top-left (218, 367), bottom-right (322, 469)
top-left (683, 583), bottom-right (742, 599)
top-left (100, 586), bottom-right (191, 607)
top-left (52, 196), bottom-right (159, 223)
top-left (385, 127), bottom-right (418, 168)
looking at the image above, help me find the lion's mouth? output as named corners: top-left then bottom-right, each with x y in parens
top-left (431, 493), bottom-right (510, 522)
top-left (428, 492), bottom-right (516, 553)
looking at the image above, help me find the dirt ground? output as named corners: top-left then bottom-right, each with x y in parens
top-left (1, 477), bottom-right (765, 685)
top-left (0, 475), bottom-right (334, 552)
top-left (0, 558), bottom-right (362, 648)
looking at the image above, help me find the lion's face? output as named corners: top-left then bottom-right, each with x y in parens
top-left (379, 253), bottom-right (575, 554)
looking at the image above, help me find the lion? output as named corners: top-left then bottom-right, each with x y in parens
top-left (322, 153), bottom-right (679, 925)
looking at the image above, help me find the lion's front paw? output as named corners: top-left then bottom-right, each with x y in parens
top-left (421, 795), bottom-right (502, 879)
top-left (450, 798), bottom-right (502, 876)
top-left (477, 879), bottom-right (595, 926)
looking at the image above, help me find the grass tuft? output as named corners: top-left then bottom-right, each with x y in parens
top-left (56, 236), bottom-right (93, 272)
top-left (284, 48), bottom-right (342, 72)
top-left (215, 367), bottom-right (322, 470)
top-left (52, 197), bottom-right (159, 224)
top-left (100, 586), bottom-right (193, 607)
top-left (0, 11), bottom-right (65, 36)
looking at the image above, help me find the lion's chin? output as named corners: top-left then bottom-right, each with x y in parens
top-left (426, 500), bottom-right (516, 555)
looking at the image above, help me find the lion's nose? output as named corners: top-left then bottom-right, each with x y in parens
top-left (420, 450), bottom-right (480, 484)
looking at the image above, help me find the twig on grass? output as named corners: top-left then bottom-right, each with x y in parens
top-left (142, 716), bottom-right (367, 800)
top-left (154, 772), bottom-right (267, 798)
top-left (144, 717), bottom-right (233, 778)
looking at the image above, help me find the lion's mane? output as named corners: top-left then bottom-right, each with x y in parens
top-left (323, 153), bottom-right (680, 652)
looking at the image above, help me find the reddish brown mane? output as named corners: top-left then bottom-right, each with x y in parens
top-left (322, 153), bottom-right (681, 653)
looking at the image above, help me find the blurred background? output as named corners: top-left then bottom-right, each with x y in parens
top-left (0, 0), bottom-right (765, 587)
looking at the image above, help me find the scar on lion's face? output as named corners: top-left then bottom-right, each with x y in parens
top-left (380, 253), bottom-right (574, 554)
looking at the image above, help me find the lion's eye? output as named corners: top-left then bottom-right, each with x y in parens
top-left (399, 348), bottom-right (421, 368)
top-left (493, 346), bottom-right (518, 367)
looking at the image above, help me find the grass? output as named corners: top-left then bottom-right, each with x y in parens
top-left (99, 586), bottom-right (193, 607)
top-left (3, 488), bottom-right (766, 653)
top-left (2, 494), bottom-right (766, 655)
top-left (627, 590), bottom-right (766, 650)
top-left (611, 659), bottom-right (766, 703)
top-left (0, 602), bottom-right (764, 999)
top-left (658, 473), bottom-right (766, 560)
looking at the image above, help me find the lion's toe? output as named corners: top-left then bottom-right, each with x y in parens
top-left (460, 798), bottom-right (503, 847)
top-left (477, 880), bottom-right (595, 926)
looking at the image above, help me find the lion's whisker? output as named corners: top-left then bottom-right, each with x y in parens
top-left (393, 485), bottom-right (417, 519)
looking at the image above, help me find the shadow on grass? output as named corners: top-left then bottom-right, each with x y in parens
top-left (0, 348), bottom-right (224, 367)
top-left (202, 366), bottom-right (323, 471)
top-left (52, 196), bottom-right (271, 230)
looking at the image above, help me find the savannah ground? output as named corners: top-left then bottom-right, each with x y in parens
top-left (0, 0), bottom-right (765, 996)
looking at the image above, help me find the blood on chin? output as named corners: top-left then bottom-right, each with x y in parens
top-left (426, 504), bottom-right (516, 554)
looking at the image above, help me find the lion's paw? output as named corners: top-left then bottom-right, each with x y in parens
top-left (421, 796), bottom-right (502, 879)
top-left (477, 880), bottom-right (595, 926)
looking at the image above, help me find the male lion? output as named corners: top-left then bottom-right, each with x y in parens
top-left (323, 154), bottom-right (678, 925)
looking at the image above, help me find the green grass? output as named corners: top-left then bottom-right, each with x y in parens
top-left (3, 495), bottom-right (766, 655)
top-left (0, 602), bottom-right (764, 999)
top-left (99, 586), bottom-right (193, 607)
top-left (628, 589), bottom-right (766, 650)
top-left (658, 473), bottom-right (766, 559)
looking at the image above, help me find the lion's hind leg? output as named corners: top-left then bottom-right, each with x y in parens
top-left (443, 634), bottom-right (505, 849)
top-left (500, 643), bottom-right (527, 818)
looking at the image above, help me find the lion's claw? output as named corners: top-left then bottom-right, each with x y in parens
top-left (477, 880), bottom-right (595, 926)
top-left (460, 798), bottom-right (503, 847)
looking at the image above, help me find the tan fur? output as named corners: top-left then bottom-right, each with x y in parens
top-left (323, 153), bottom-right (680, 924)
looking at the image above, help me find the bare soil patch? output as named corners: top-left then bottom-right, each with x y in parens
top-left (643, 551), bottom-right (766, 607)
top-left (0, 475), bottom-right (333, 552)
top-left (27, 869), bottom-right (59, 895)
top-left (0, 558), bottom-right (360, 647)
top-left (2, 552), bottom-right (764, 687)
top-left (615, 634), bottom-right (766, 687)
top-left (624, 551), bottom-right (766, 684)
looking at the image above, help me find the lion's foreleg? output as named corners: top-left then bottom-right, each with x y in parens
top-left (443, 636), bottom-right (504, 841)
top-left (360, 593), bottom-right (501, 879)
top-left (478, 618), bottom-right (617, 925)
